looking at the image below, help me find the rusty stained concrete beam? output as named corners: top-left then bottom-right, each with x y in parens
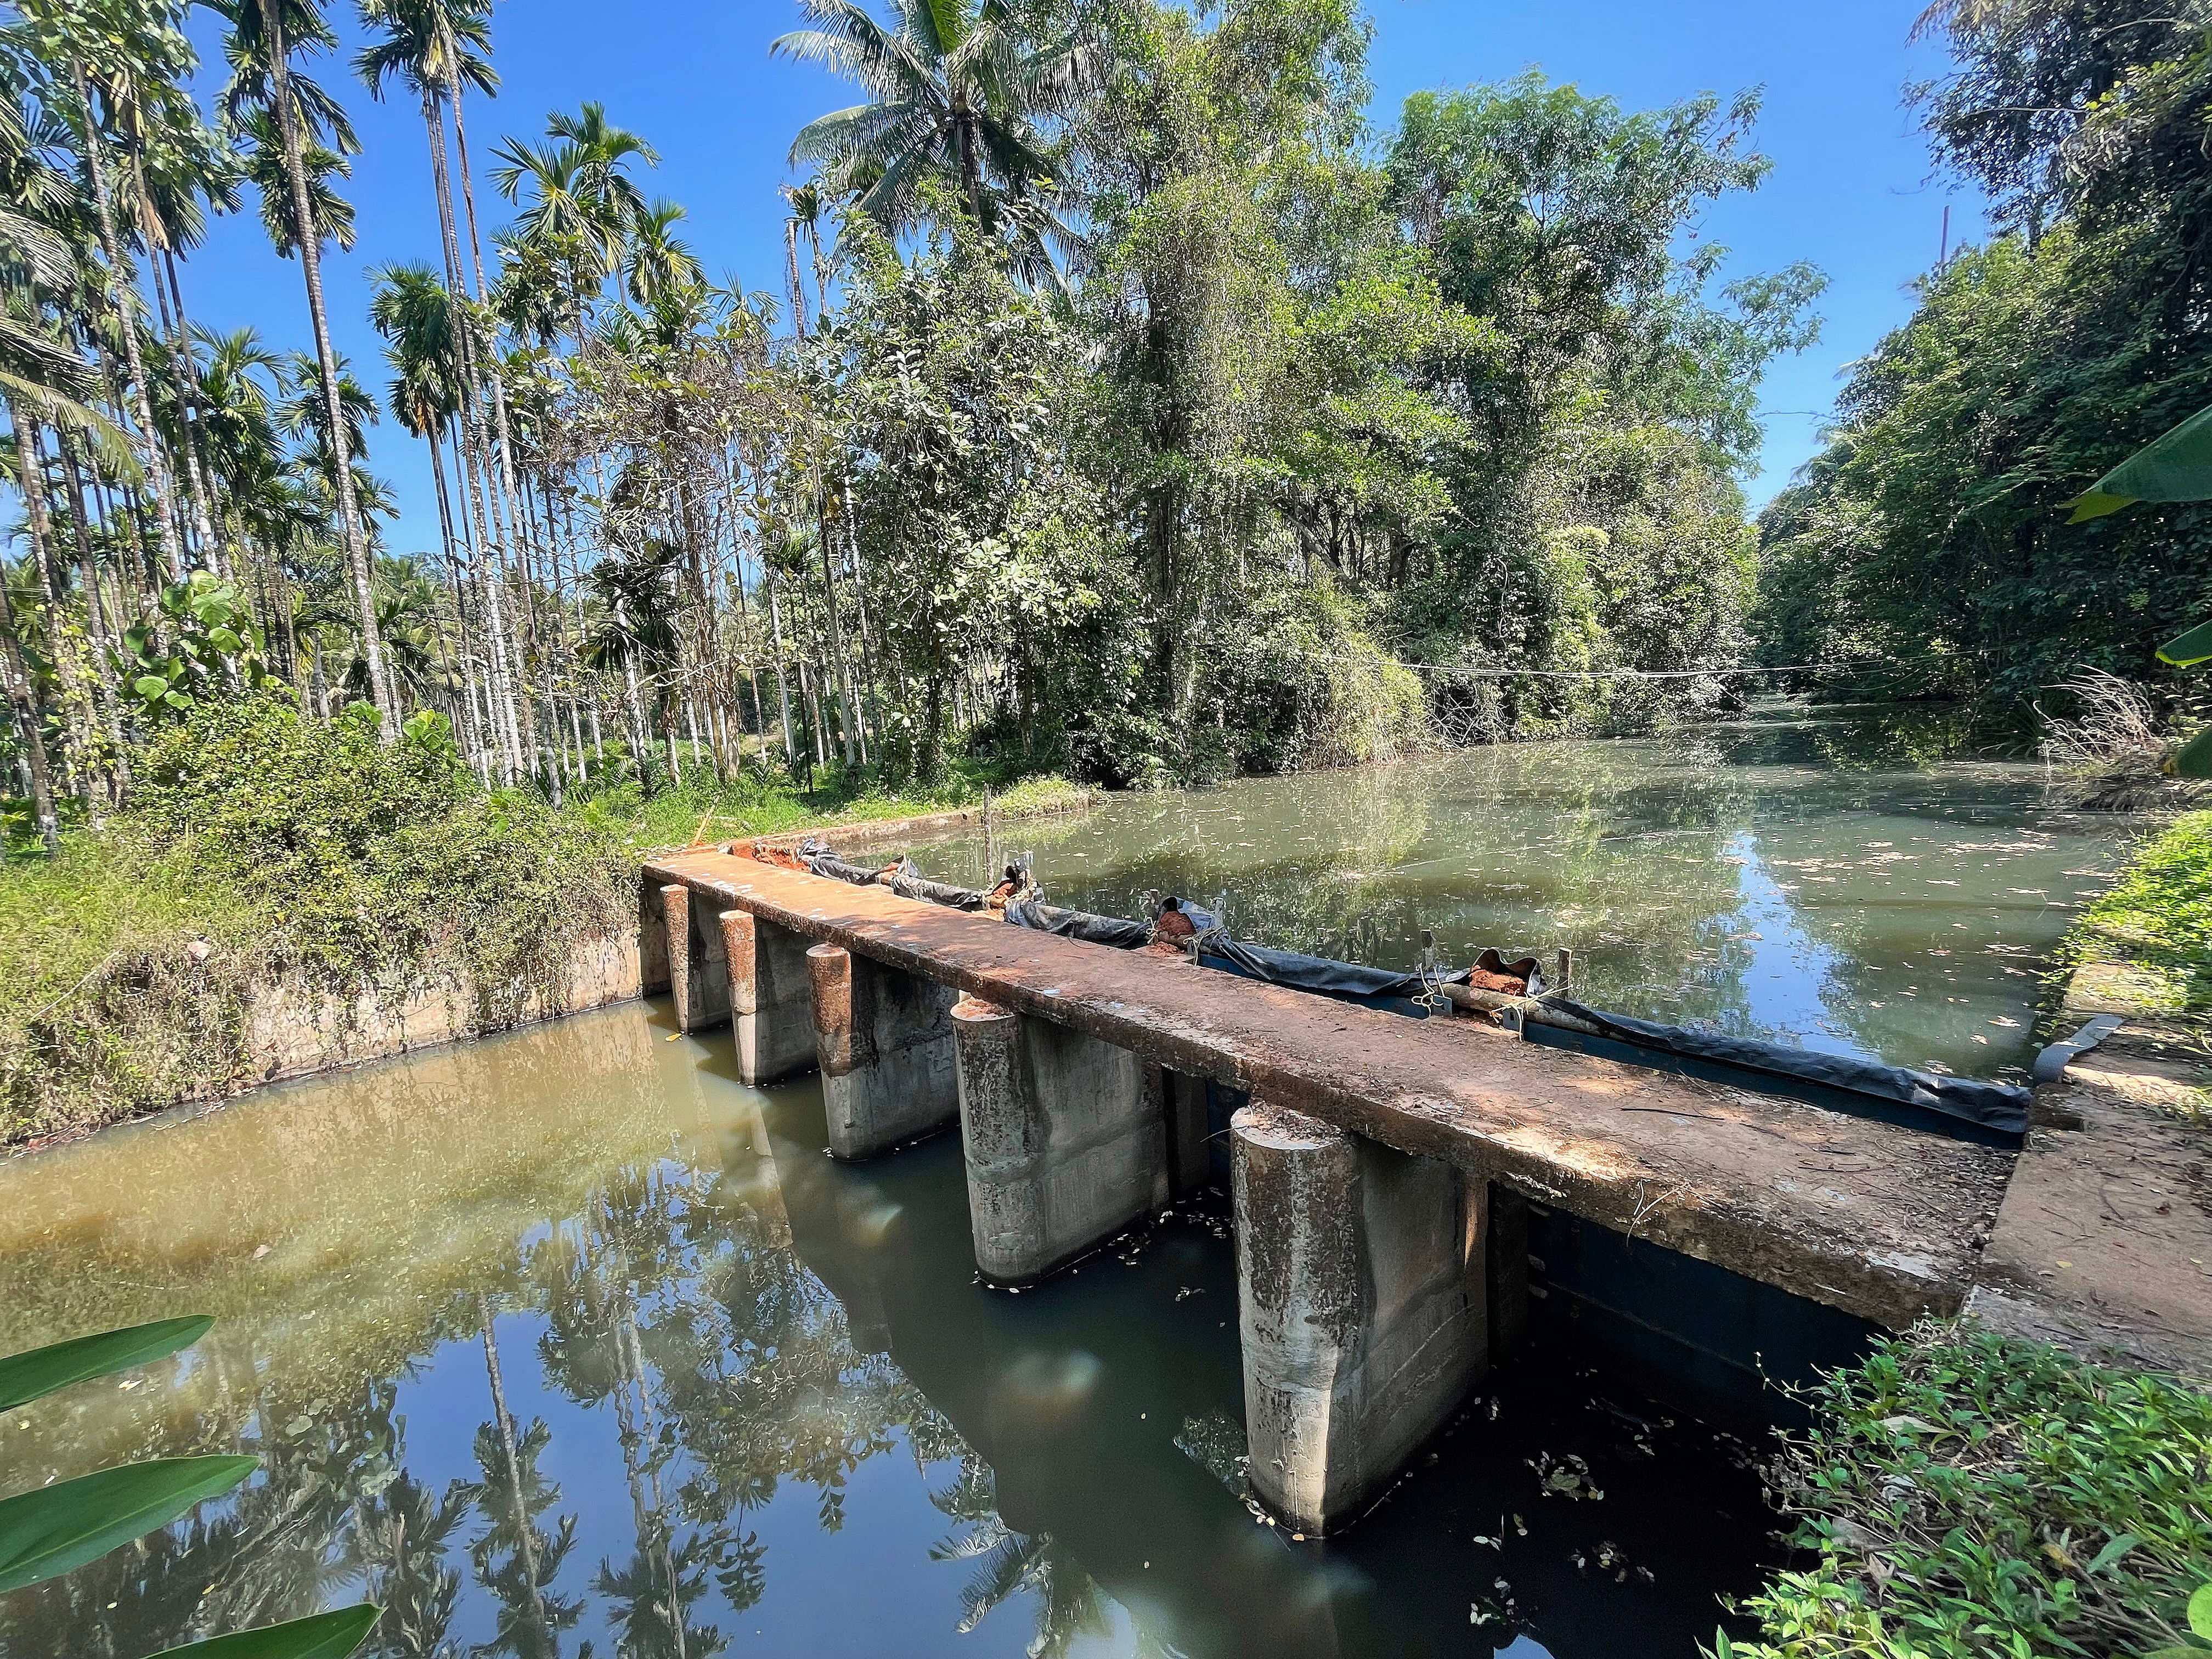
top-left (646, 847), bottom-right (2013, 1331)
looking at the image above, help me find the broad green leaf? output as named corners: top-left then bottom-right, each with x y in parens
top-left (2138, 1649), bottom-right (2208, 1658)
top-left (0, 1316), bottom-right (213, 1410)
top-left (144, 1605), bottom-right (382, 1659)
top-left (2174, 725), bottom-right (2212, 780)
top-left (2192, 1581), bottom-right (2212, 1639)
top-left (2160, 620), bottom-right (2212, 667)
top-left (2064, 489), bottom-right (2138, 523)
top-left (2084, 400), bottom-right (2212, 511)
top-left (2083, 1532), bottom-right (2138, 1575)
top-left (134, 675), bottom-right (171, 699)
top-left (0, 1455), bottom-right (256, 1593)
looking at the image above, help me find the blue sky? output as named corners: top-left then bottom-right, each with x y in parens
top-left (171, 0), bottom-right (1980, 565)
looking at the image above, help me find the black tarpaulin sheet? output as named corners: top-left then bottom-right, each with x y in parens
top-left (798, 844), bottom-right (885, 887)
top-left (1202, 937), bottom-right (1471, 1002)
top-left (1003, 900), bottom-right (1153, 949)
top-left (887, 873), bottom-right (991, 912)
top-left (1542, 998), bottom-right (2029, 1148)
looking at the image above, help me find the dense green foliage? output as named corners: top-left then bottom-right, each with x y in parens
top-left (1, 0), bottom-right (1827, 855)
top-left (1759, 0), bottom-right (2212, 717)
top-left (2063, 809), bottom-right (2212, 1014)
top-left (1728, 1325), bottom-right (2212, 1659)
top-left (0, 688), bottom-right (1059, 1147)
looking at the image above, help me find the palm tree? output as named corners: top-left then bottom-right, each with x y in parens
top-left (492, 103), bottom-right (658, 343)
top-left (14, 0), bottom-right (197, 582)
top-left (776, 181), bottom-right (830, 338)
top-left (368, 259), bottom-right (524, 776)
top-left (771, 0), bottom-right (1098, 244)
top-left (623, 199), bottom-right (702, 308)
top-left (356, 0), bottom-right (537, 783)
top-left (213, 0), bottom-right (395, 732)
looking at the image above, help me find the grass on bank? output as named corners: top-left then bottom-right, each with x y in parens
top-left (1724, 1325), bottom-right (2212, 1659)
top-left (2, 693), bottom-right (1085, 1151)
top-left (2062, 809), bottom-right (2212, 1015)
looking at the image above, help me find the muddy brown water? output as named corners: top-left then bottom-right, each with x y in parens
top-left (0, 704), bottom-right (2140, 1657)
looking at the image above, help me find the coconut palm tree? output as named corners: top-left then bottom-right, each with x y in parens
top-left (212, 0), bottom-right (394, 731)
top-left (771, 0), bottom-right (1099, 244)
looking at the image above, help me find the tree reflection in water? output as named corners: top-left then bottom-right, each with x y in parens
top-left (0, 1007), bottom-right (1088, 1659)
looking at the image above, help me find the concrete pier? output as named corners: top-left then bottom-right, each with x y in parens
top-left (1233, 1099), bottom-right (1486, 1535)
top-left (720, 908), bottom-right (816, 1085)
top-left (951, 997), bottom-right (1171, 1283)
top-left (806, 944), bottom-right (961, 1159)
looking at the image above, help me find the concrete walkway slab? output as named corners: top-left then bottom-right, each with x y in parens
top-left (1967, 980), bottom-right (2212, 1379)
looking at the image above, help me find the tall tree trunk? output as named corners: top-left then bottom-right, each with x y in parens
top-left (72, 61), bottom-right (184, 584)
top-left (56, 432), bottom-right (131, 795)
top-left (126, 154), bottom-right (223, 572)
top-left (420, 85), bottom-right (524, 781)
top-left (764, 566), bottom-right (795, 765)
top-left (426, 426), bottom-right (488, 778)
top-left (252, 0), bottom-right (393, 734)
top-left (451, 420), bottom-right (523, 780)
top-left (814, 480), bottom-right (859, 768)
top-left (158, 245), bottom-right (228, 573)
top-left (0, 580), bottom-right (59, 853)
top-left (8, 403), bottom-right (97, 819)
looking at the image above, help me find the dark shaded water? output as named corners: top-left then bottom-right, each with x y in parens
top-left (0, 1002), bottom-right (1775, 1659)
top-left (922, 702), bottom-right (2140, 1079)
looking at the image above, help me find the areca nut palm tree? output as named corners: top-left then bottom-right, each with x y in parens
top-left (215, 0), bottom-right (396, 732)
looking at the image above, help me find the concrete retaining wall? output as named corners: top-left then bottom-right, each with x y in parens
top-left (239, 926), bottom-right (654, 1088)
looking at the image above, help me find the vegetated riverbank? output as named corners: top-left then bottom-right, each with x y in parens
top-left (1727, 1324), bottom-right (2212, 1658)
top-left (0, 693), bottom-right (1090, 1153)
top-left (2058, 808), bottom-right (2212, 1019)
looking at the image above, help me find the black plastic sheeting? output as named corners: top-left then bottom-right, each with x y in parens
top-left (1541, 998), bottom-right (2030, 1149)
top-left (773, 840), bottom-right (2024, 1146)
top-left (1003, 899), bottom-right (1153, 950)
top-left (1201, 937), bottom-right (1471, 1003)
top-left (887, 873), bottom-right (990, 912)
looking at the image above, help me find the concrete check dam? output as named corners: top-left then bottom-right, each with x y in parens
top-left (642, 828), bottom-right (2015, 1538)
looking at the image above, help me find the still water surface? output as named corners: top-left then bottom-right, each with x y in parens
top-left (923, 702), bottom-right (2141, 1078)
top-left (2, 1003), bottom-right (1774, 1659)
top-left (0, 705), bottom-right (2140, 1657)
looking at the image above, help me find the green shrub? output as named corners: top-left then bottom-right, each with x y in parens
top-left (1726, 1325), bottom-right (2212, 1658)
